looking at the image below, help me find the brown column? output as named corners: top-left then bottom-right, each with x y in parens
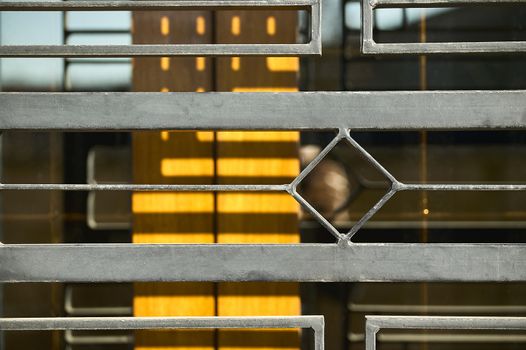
top-left (215, 10), bottom-right (301, 350)
top-left (132, 11), bottom-right (216, 350)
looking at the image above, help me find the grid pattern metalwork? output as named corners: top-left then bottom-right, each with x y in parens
top-left (2, 3), bottom-right (526, 349)
top-left (361, 0), bottom-right (526, 55)
top-left (0, 315), bottom-right (324, 350)
top-left (1, 3), bottom-right (526, 283)
top-left (365, 316), bottom-right (526, 350)
top-left (0, 0), bottom-right (321, 56)
top-left (1, 92), bottom-right (526, 244)
top-left (1, 91), bottom-right (526, 282)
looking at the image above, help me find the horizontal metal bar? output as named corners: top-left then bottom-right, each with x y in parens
top-left (350, 332), bottom-right (526, 343)
top-left (0, 184), bottom-right (288, 192)
top-left (2, 315), bottom-right (325, 350)
top-left (2, 91), bottom-right (526, 131)
top-left (399, 183), bottom-right (526, 191)
top-left (0, 316), bottom-right (323, 330)
top-left (367, 316), bottom-right (526, 331)
top-left (0, 0), bottom-right (314, 11)
top-left (1, 243), bottom-right (525, 282)
top-left (366, 316), bottom-right (526, 350)
top-left (363, 42), bottom-right (526, 55)
top-left (0, 43), bottom-right (318, 57)
top-left (362, 0), bottom-right (526, 54)
top-left (373, 0), bottom-right (525, 8)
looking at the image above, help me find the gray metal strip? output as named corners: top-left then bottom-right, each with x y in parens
top-left (0, 0), bottom-right (320, 57)
top-left (1, 91), bottom-right (525, 131)
top-left (0, 0), bottom-right (315, 11)
top-left (1, 243), bottom-right (525, 282)
top-left (0, 44), bottom-right (319, 57)
top-left (0, 184), bottom-right (288, 191)
top-left (366, 316), bottom-right (526, 350)
top-left (361, 0), bottom-right (526, 54)
top-left (351, 332), bottom-right (526, 344)
top-left (374, 0), bottom-right (524, 7)
top-left (0, 316), bottom-right (324, 350)
top-left (0, 315), bottom-right (323, 330)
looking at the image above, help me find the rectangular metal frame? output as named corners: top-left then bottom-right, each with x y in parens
top-left (365, 316), bottom-right (526, 350)
top-left (0, 315), bottom-right (324, 350)
top-left (361, 0), bottom-right (526, 55)
top-left (2, 243), bottom-right (526, 282)
top-left (1, 91), bottom-right (526, 130)
top-left (0, 0), bottom-right (321, 57)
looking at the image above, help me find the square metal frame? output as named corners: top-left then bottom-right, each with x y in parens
top-left (361, 0), bottom-right (526, 55)
top-left (0, 0), bottom-right (321, 57)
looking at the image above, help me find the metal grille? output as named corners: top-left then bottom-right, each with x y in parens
top-left (1, 0), bottom-right (526, 348)
top-left (1, 93), bottom-right (526, 282)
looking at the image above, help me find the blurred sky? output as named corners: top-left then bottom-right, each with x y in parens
top-left (0, 10), bottom-right (130, 90)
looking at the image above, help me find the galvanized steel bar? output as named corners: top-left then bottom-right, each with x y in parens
top-left (0, 183), bottom-right (288, 192)
top-left (374, 0), bottom-right (525, 8)
top-left (400, 183), bottom-right (526, 191)
top-left (367, 315), bottom-right (526, 331)
top-left (0, 315), bottom-right (323, 330)
top-left (0, 0), bottom-right (315, 11)
top-left (1, 316), bottom-right (324, 350)
top-left (1, 243), bottom-right (525, 282)
top-left (1, 91), bottom-right (526, 131)
top-left (361, 0), bottom-right (526, 54)
top-left (366, 316), bottom-right (526, 350)
top-left (0, 0), bottom-right (320, 57)
top-left (352, 332), bottom-right (526, 344)
top-left (0, 44), bottom-right (320, 57)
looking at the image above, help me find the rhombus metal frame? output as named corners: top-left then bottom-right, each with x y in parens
top-left (1, 90), bottom-right (526, 282)
top-left (361, 0), bottom-right (526, 55)
top-left (0, 0), bottom-right (321, 57)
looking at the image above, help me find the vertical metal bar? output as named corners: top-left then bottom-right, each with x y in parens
top-left (310, 0), bottom-right (322, 53)
top-left (360, 0), bottom-right (374, 53)
top-left (313, 318), bottom-right (325, 350)
top-left (365, 320), bottom-right (378, 350)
